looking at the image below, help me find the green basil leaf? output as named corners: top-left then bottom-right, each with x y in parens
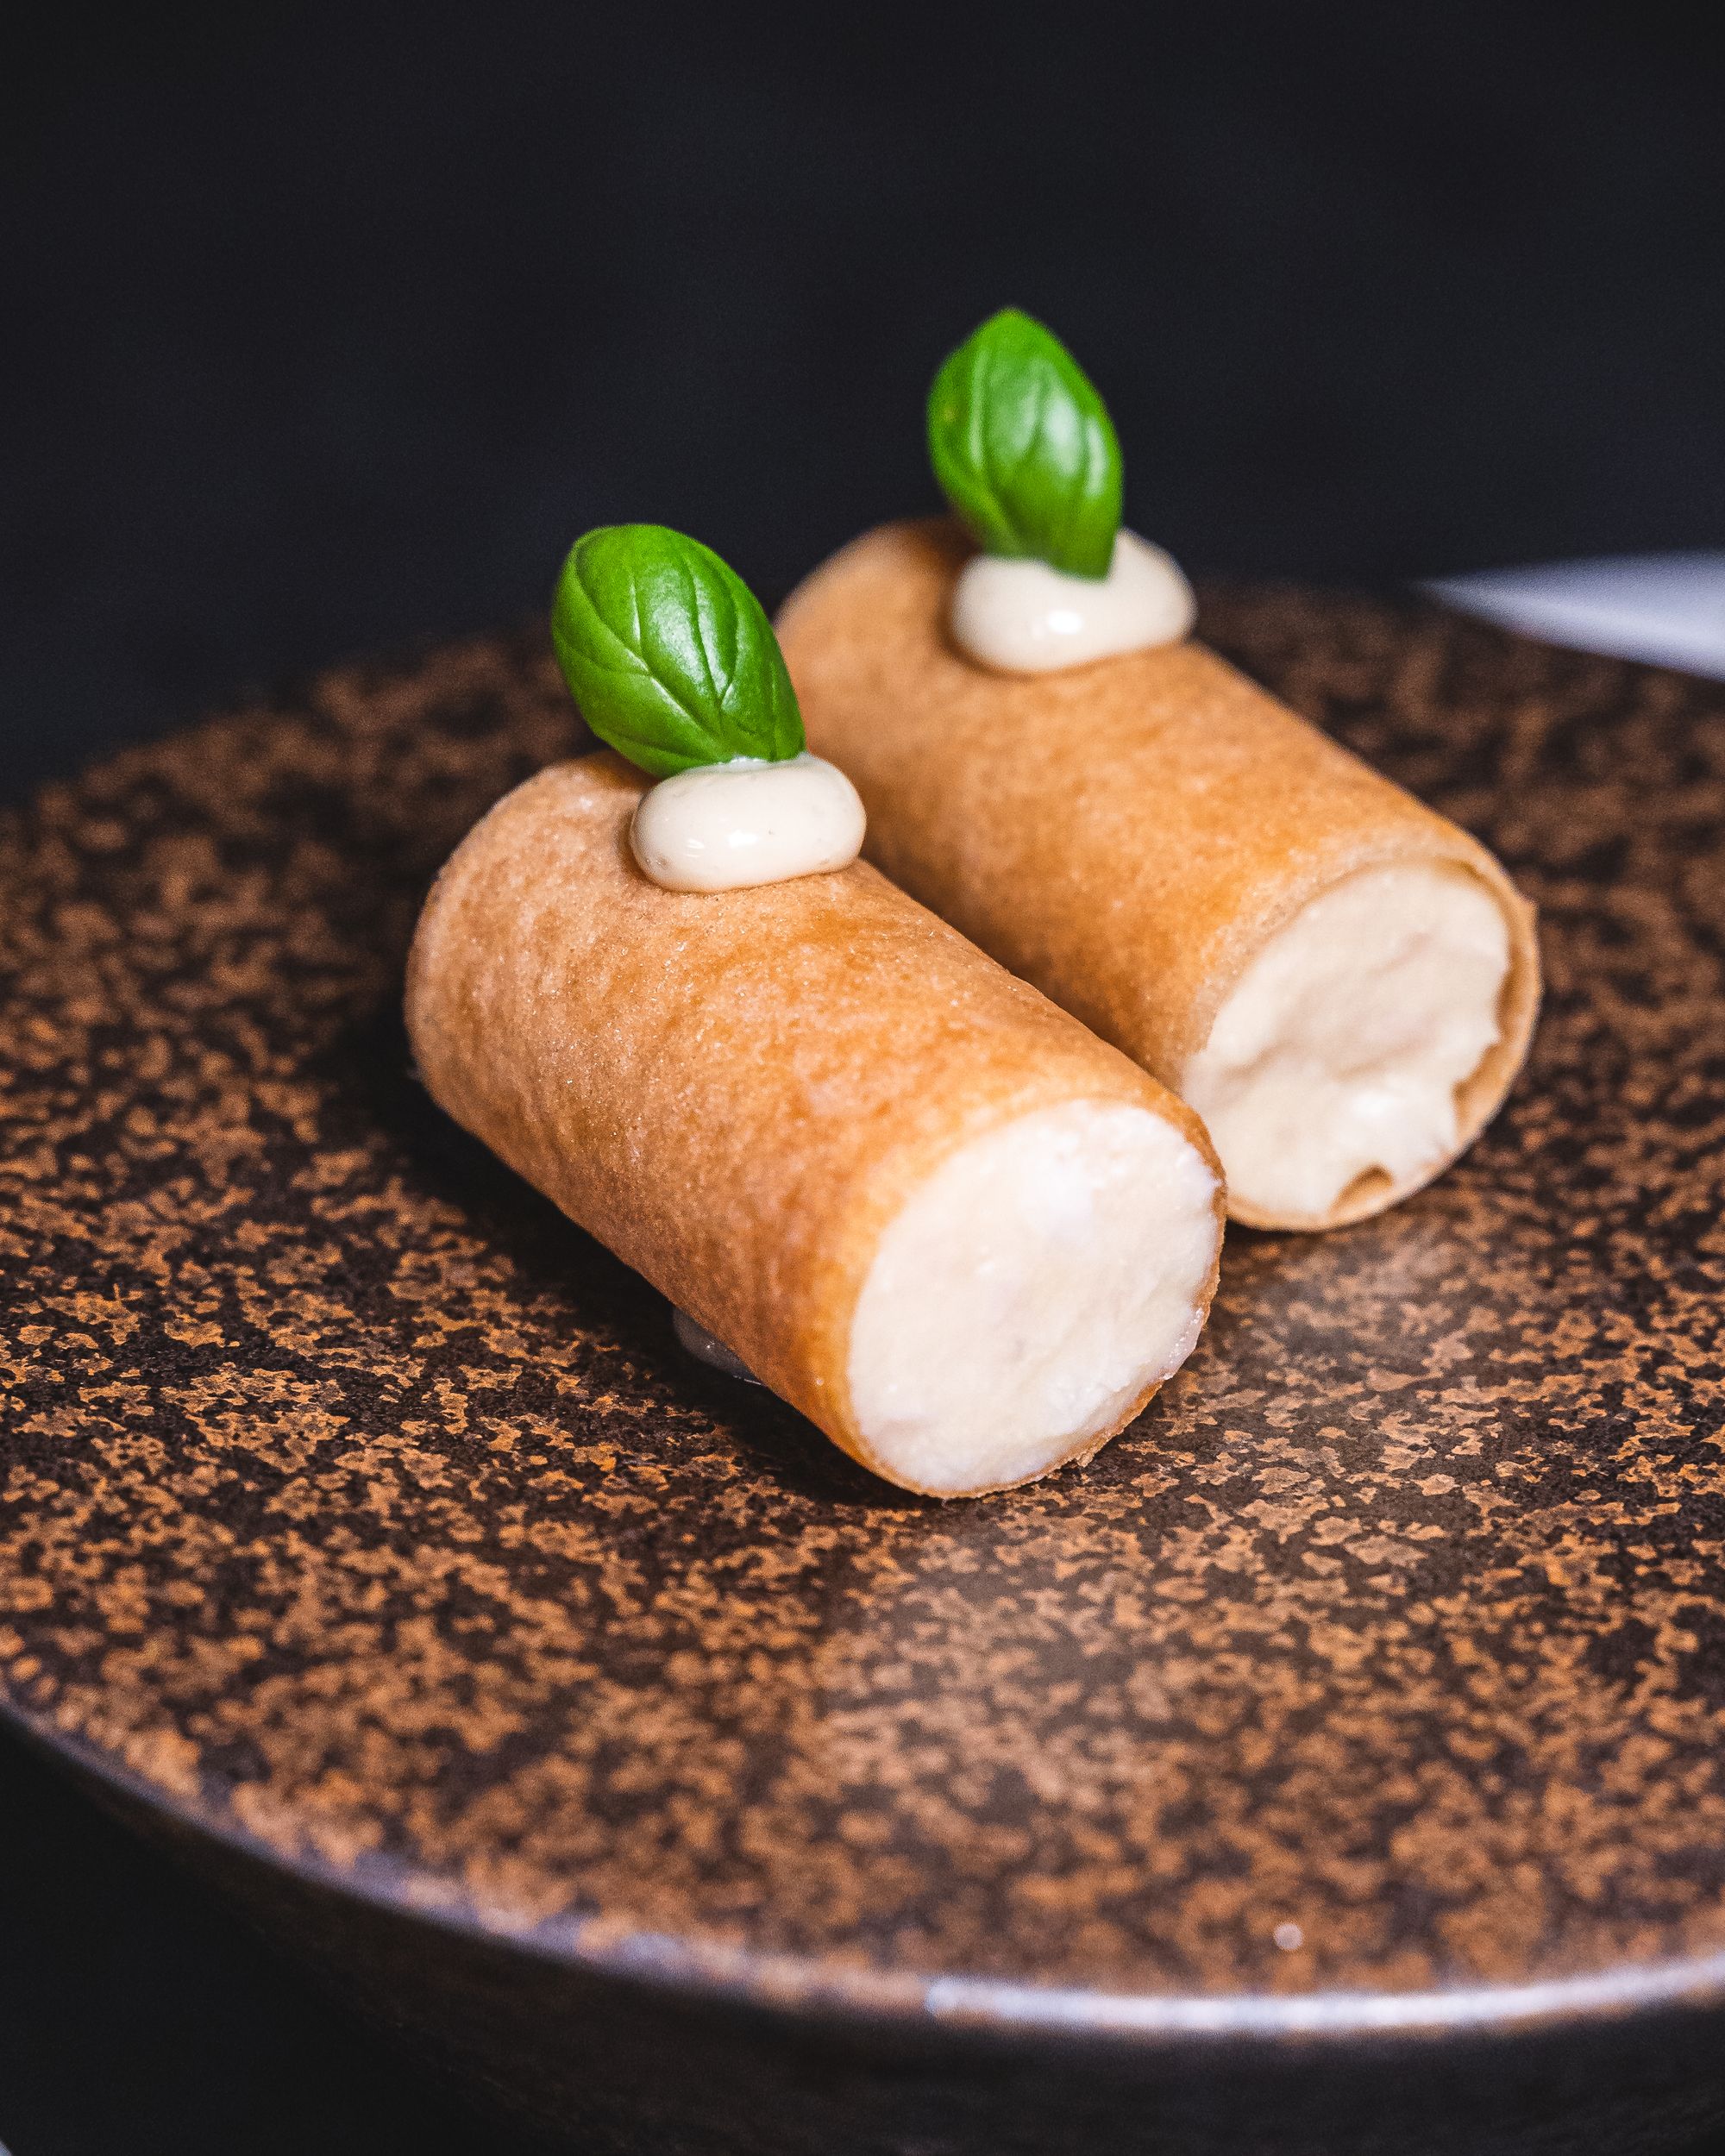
top-left (550, 524), bottom-right (806, 778)
top-left (926, 309), bottom-right (1123, 580)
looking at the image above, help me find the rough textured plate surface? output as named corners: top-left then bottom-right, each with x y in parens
top-left (3, 592), bottom-right (1723, 2046)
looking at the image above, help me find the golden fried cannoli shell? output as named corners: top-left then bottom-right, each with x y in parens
top-left (405, 754), bottom-right (1222, 1493)
top-left (777, 518), bottom-right (1540, 1230)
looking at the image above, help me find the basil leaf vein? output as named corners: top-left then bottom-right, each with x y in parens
top-left (927, 309), bottom-right (1123, 580)
top-left (551, 524), bottom-right (806, 778)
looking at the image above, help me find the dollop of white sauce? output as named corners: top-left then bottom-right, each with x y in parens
top-left (950, 530), bottom-right (1195, 674)
top-left (847, 1100), bottom-right (1219, 1495)
top-left (630, 752), bottom-right (865, 893)
top-left (1181, 864), bottom-right (1512, 1223)
top-left (672, 1306), bottom-right (761, 1384)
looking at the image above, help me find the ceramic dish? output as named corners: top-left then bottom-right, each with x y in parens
top-left (3, 591), bottom-right (1722, 2155)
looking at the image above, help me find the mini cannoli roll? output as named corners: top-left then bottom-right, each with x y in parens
top-left (778, 315), bottom-right (1540, 1231)
top-left (407, 526), bottom-right (1222, 1497)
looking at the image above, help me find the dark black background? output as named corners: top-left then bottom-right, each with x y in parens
top-left (0, 1723), bottom-right (526, 2153)
top-left (4, 2), bottom-right (1724, 2147)
top-left (6, 0), bottom-right (1725, 806)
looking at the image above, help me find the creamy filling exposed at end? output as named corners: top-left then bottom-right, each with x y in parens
top-left (950, 530), bottom-right (1195, 674)
top-left (846, 1101), bottom-right (1219, 1495)
top-left (630, 752), bottom-right (866, 893)
top-left (672, 1305), bottom-right (762, 1384)
top-left (1181, 864), bottom-right (1513, 1222)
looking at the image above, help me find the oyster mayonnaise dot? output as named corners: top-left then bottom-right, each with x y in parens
top-left (951, 530), bottom-right (1195, 674)
top-left (630, 751), bottom-right (864, 893)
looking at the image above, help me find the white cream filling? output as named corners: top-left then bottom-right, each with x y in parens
top-left (950, 530), bottom-right (1195, 674)
top-left (847, 1100), bottom-right (1219, 1495)
top-left (630, 752), bottom-right (865, 893)
top-left (1181, 864), bottom-right (1512, 1223)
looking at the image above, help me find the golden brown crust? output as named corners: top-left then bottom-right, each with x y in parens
top-left (777, 518), bottom-right (1541, 1231)
top-left (405, 754), bottom-right (1222, 1495)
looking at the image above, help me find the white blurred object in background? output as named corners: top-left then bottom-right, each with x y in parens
top-left (1427, 554), bottom-right (1725, 679)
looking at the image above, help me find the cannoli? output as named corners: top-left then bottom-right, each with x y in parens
top-left (407, 525), bottom-right (1223, 1495)
top-left (778, 315), bottom-right (1539, 1230)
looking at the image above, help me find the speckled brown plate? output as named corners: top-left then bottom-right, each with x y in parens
top-left (3, 592), bottom-right (1724, 2156)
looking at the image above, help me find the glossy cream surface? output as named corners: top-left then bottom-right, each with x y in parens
top-left (950, 530), bottom-right (1195, 674)
top-left (846, 1100), bottom-right (1219, 1495)
top-left (630, 752), bottom-right (866, 893)
top-left (1181, 864), bottom-right (1512, 1223)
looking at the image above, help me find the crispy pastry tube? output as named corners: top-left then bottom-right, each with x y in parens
top-left (778, 521), bottom-right (1540, 1231)
top-left (405, 755), bottom-right (1223, 1497)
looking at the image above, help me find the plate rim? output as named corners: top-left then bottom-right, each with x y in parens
top-left (9, 1689), bottom-right (1725, 2054)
